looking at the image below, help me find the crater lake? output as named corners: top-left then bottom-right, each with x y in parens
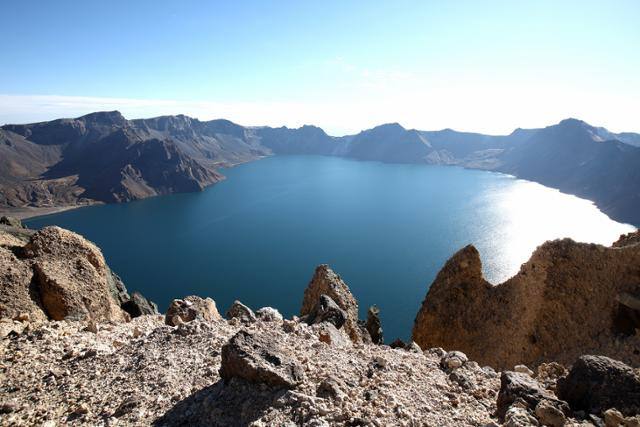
top-left (25, 155), bottom-right (635, 340)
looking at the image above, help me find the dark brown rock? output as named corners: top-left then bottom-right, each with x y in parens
top-left (306, 294), bottom-right (347, 329)
top-left (365, 305), bottom-right (383, 345)
top-left (557, 355), bottom-right (640, 416)
top-left (496, 371), bottom-right (569, 420)
top-left (121, 291), bottom-right (158, 318)
top-left (219, 330), bottom-right (304, 388)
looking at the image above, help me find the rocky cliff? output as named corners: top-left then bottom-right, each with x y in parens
top-left (413, 230), bottom-right (640, 370)
top-left (2, 224), bottom-right (640, 426)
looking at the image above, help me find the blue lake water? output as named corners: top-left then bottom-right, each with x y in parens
top-left (25, 155), bottom-right (635, 340)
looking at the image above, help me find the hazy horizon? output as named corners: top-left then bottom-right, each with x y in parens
top-left (1, 1), bottom-right (639, 134)
top-left (0, 101), bottom-right (631, 138)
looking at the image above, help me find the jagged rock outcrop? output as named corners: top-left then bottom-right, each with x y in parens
top-left (0, 225), bottom-right (155, 324)
top-left (300, 264), bottom-right (363, 343)
top-left (412, 235), bottom-right (640, 369)
top-left (613, 230), bottom-right (640, 248)
top-left (366, 305), bottom-right (384, 344)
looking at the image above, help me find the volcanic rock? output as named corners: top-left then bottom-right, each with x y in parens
top-left (121, 291), bottom-right (159, 318)
top-left (556, 355), bottom-right (640, 416)
top-left (165, 296), bottom-right (221, 326)
top-left (306, 294), bottom-right (347, 329)
top-left (412, 239), bottom-right (640, 369)
top-left (226, 300), bottom-right (257, 323)
top-left (366, 305), bottom-right (383, 344)
top-left (301, 264), bottom-right (363, 343)
top-left (255, 306), bottom-right (283, 322)
top-left (219, 330), bottom-right (304, 388)
top-left (496, 371), bottom-right (569, 420)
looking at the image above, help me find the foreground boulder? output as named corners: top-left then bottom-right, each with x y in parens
top-left (557, 355), bottom-right (640, 416)
top-left (165, 296), bottom-right (221, 326)
top-left (300, 264), bottom-right (363, 343)
top-left (0, 226), bottom-right (155, 324)
top-left (219, 330), bottom-right (304, 388)
top-left (413, 237), bottom-right (640, 369)
top-left (5, 227), bottom-right (126, 322)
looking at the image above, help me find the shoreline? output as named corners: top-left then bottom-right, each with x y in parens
top-left (1, 155), bottom-right (637, 229)
top-left (0, 203), bottom-right (100, 220)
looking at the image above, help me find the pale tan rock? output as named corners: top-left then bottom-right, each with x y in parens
top-left (515, 365), bottom-right (534, 377)
top-left (604, 408), bottom-right (625, 427)
top-left (0, 244), bottom-right (47, 322)
top-left (2, 226), bottom-right (130, 323)
top-left (34, 257), bottom-right (125, 322)
top-left (165, 296), bottom-right (221, 326)
top-left (413, 239), bottom-right (640, 369)
top-left (535, 399), bottom-right (567, 427)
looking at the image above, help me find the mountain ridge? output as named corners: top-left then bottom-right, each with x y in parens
top-left (2, 112), bottom-right (639, 225)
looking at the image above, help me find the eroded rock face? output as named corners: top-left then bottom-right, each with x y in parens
top-left (0, 245), bottom-right (46, 322)
top-left (412, 238), bottom-right (640, 369)
top-left (301, 264), bottom-right (362, 343)
top-left (1, 227), bottom-right (127, 322)
top-left (165, 296), bottom-right (221, 326)
top-left (0, 226), bottom-right (153, 324)
top-left (219, 330), bottom-right (304, 388)
top-left (556, 355), bottom-right (640, 417)
top-left (33, 257), bottom-right (124, 321)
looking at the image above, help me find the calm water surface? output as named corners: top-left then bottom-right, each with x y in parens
top-left (25, 156), bottom-right (635, 340)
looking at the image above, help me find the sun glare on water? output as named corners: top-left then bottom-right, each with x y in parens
top-left (473, 178), bottom-right (636, 285)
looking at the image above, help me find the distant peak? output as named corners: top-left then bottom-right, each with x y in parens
top-left (557, 118), bottom-right (590, 128)
top-left (78, 110), bottom-right (126, 124)
top-left (377, 122), bottom-right (404, 129)
top-left (368, 123), bottom-right (406, 133)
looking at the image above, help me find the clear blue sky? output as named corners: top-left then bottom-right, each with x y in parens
top-left (1, 0), bottom-right (638, 134)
